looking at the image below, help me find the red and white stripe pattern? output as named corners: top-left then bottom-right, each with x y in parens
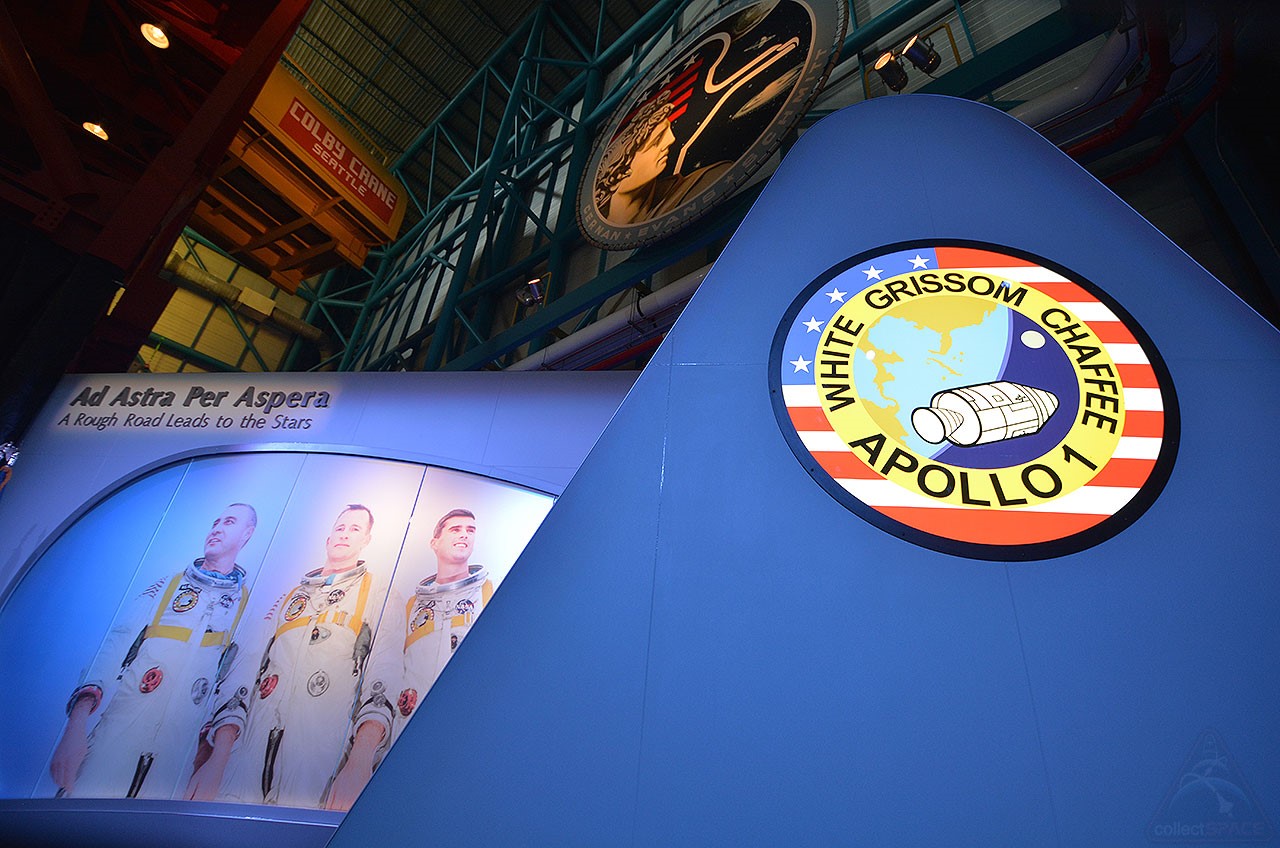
top-left (783, 247), bottom-right (1167, 547)
top-left (615, 54), bottom-right (705, 135)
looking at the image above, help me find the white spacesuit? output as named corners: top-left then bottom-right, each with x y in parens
top-left (357, 565), bottom-right (492, 747)
top-left (64, 560), bottom-right (248, 799)
top-left (209, 562), bottom-right (386, 808)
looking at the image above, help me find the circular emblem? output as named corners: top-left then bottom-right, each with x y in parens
top-left (307, 670), bottom-right (330, 697)
top-left (771, 243), bottom-right (1179, 560)
top-left (258, 673), bottom-right (278, 700)
top-left (191, 677), bottom-right (210, 705)
top-left (410, 603), bottom-right (434, 632)
top-left (397, 688), bottom-right (418, 717)
top-left (171, 585), bottom-right (200, 613)
top-left (326, 588), bottom-right (346, 605)
top-left (576, 0), bottom-right (845, 250)
top-left (283, 592), bottom-right (308, 622)
top-left (139, 666), bottom-right (163, 693)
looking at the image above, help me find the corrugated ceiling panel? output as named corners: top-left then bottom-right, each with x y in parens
top-left (993, 33), bottom-right (1110, 104)
top-left (963, 0), bottom-right (1059, 51)
top-left (284, 0), bottom-right (653, 223)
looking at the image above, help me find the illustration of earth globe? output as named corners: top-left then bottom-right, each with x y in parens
top-left (851, 294), bottom-right (1078, 467)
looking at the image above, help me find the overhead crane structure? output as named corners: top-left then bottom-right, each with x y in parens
top-left (288, 0), bottom-right (1129, 376)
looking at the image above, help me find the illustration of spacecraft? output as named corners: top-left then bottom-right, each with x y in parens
top-left (911, 380), bottom-right (1059, 447)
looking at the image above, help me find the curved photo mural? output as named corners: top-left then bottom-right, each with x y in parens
top-left (4, 452), bottom-right (553, 812)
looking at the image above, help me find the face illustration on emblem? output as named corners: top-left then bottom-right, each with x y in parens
top-left (578, 0), bottom-right (844, 249)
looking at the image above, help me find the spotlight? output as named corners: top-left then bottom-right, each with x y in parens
top-left (82, 121), bottom-right (109, 141)
top-left (516, 276), bottom-right (546, 307)
top-left (140, 22), bottom-right (170, 49)
top-left (902, 34), bottom-right (941, 74)
top-left (873, 52), bottom-right (909, 92)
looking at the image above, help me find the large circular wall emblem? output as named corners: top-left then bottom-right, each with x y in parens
top-left (577, 0), bottom-right (845, 250)
top-left (770, 243), bottom-right (1179, 560)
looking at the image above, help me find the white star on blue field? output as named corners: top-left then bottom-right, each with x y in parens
top-left (780, 248), bottom-right (938, 384)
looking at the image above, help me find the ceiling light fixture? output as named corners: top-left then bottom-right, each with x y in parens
top-left (872, 52), bottom-right (909, 92)
top-left (516, 275), bottom-right (548, 307)
top-left (140, 22), bottom-right (170, 49)
top-left (902, 34), bottom-right (941, 74)
top-left (82, 121), bottom-right (109, 141)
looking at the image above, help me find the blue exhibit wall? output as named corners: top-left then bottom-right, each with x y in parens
top-left (332, 95), bottom-right (1280, 847)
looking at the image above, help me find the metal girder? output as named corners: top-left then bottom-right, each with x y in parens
top-left (147, 333), bottom-right (241, 372)
top-left (526, 63), bottom-right (603, 355)
top-left (337, 0), bottom-right (690, 372)
top-left (441, 185), bottom-right (761, 372)
top-left (335, 0), bottom-right (1118, 376)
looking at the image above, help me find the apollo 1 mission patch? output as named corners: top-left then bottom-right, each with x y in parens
top-left (770, 243), bottom-right (1179, 560)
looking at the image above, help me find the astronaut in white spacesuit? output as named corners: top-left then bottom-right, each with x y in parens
top-left (323, 508), bottom-right (492, 811)
top-left (49, 503), bottom-right (257, 799)
top-left (185, 504), bottom-right (387, 809)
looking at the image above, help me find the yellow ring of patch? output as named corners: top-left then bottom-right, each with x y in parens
top-left (815, 272), bottom-right (1124, 509)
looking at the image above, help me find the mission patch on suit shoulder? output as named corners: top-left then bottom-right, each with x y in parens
top-left (411, 603), bottom-right (434, 631)
top-left (171, 584), bottom-right (200, 612)
top-left (770, 243), bottom-right (1179, 560)
top-left (283, 592), bottom-right (308, 621)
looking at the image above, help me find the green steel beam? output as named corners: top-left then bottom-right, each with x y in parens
top-left (381, 1), bottom-right (683, 268)
top-left (457, 245), bottom-right (554, 307)
top-left (364, 242), bottom-right (556, 370)
top-left (440, 184), bottom-right (762, 372)
top-left (392, 0), bottom-right (684, 181)
top-left (339, 241), bottom-right (398, 369)
top-left (344, 0), bottom-right (1106, 376)
top-left (400, 0), bottom-right (947, 371)
top-left (349, 0), bottom-right (688, 371)
top-left (218, 303), bottom-right (271, 372)
top-left (147, 334), bottom-right (241, 372)
top-left (422, 6), bottom-right (547, 370)
top-left (528, 63), bottom-right (604, 355)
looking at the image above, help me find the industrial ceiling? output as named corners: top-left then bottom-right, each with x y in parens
top-left (1, 0), bottom-right (1277, 448)
top-left (287, 0), bottom-right (653, 224)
